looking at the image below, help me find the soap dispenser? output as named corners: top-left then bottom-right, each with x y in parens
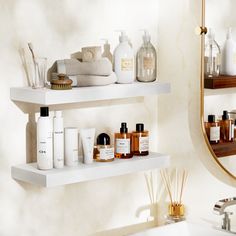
top-left (137, 30), bottom-right (157, 82)
top-left (221, 28), bottom-right (236, 76)
top-left (101, 39), bottom-right (113, 63)
top-left (204, 28), bottom-right (221, 78)
top-left (113, 31), bottom-right (135, 84)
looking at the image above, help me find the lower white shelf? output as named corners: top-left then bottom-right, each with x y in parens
top-left (11, 152), bottom-right (170, 187)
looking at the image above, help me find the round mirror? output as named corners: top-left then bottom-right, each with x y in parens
top-left (202, 0), bottom-right (236, 178)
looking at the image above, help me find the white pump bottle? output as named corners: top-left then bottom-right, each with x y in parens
top-left (113, 31), bottom-right (135, 83)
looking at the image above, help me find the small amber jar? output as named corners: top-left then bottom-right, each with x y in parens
top-left (115, 123), bottom-right (133, 159)
top-left (132, 123), bottom-right (149, 156)
top-left (204, 115), bottom-right (220, 144)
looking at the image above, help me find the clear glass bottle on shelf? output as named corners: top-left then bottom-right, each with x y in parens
top-left (136, 30), bottom-right (157, 82)
top-left (204, 28), bottom-right (221, 78)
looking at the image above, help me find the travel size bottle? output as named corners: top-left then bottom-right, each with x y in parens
top-left (115, 122), bottom-right (133, 159)
top-left (37, 107), bottom-right (53, 170)
top-left (137, 30), bottom-right (157, 82)
top-left (132, 123), bottom-right (149, 156)
top-left (204, 115), bottom-right (220, 144)
top-left (53, 111), bottom-right (64, 169)
top-left (113, 31), bottom-right (135, 84)
top-left (94, 133), bottom-right (114, 162)
top-left (204, 28), bottom-right (221, 78)
top-left (219, 111), bottom-right (234, 142)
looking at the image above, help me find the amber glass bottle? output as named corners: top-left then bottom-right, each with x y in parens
top-left (132, 123), bottom-right (149, 156)
top-left (115, 123), bottom-right (133, 159)
top-left (219, 111), bottom-right (234, 142)
top-left (204, 115), bottom-right (220, 144)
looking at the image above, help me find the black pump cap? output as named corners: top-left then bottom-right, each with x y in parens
top-left (234, 119), bottom-right (236, 126)
top-left (222, 110), bottom-right (229, 120)
top-left (136, 123), bottom-right (144, 132)
top-left (120, 122), bottom-right (128, 133)
top-left (97, 133), bottom-right (110, 145)
top-left (40, 107), bottom-right (49, 117)
top-left (208, 115), bottom-right (215, 123)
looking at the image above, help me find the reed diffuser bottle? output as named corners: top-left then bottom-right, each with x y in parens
top-left (115, 122), bottom-right (133, 159)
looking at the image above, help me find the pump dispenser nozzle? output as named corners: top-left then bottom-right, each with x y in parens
top-left (140, 29), bottom-right (151, 43)
top-left (101, 38), bottom-right (112, 63)
top-left (116, 30), bottom-right (128, 43)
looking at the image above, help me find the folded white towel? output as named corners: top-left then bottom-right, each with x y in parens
top-left (56, 58), bottom-right (112, 76)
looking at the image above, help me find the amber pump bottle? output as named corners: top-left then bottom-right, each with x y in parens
top-left (219, 111), bottom-right (234, 142)
top-left (115, 122), bottom-right (133, 159)
top-left (132, 123), bottom-right (149, 156)
top-left (204, 115), bottom-right (220, 144)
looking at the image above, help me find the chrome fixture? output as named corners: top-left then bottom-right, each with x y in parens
top-left (214, 197), bottom-right (236, 233)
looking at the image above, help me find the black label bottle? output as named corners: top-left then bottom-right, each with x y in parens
top-left (132, 123), bottom-right (149, 156)
top-left (115, 123), bottom-right (133, 159)
top-left (204, 115), bottom-right (220, 144)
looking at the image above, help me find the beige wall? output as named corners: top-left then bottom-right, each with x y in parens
top-left (2, 0), bottom-right (236, 236)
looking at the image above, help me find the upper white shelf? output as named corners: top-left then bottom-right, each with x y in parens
top-left (204, 88), bottom-right (236, 96)
top-left (10, 81), bottom-right (170, 105)
top-left (11, 152), bottom-right (170, 187)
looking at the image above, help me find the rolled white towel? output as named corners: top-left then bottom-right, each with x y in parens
top-left (76, 72), bottom-right (117, 87)
top-left (56, 58), bottom-right (112, 76)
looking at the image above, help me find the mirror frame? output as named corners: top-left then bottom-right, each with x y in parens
top-left (200, 0), bottom-right (236, 180)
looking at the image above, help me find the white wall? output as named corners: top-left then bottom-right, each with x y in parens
top-left (2, 0), bottom-right (236, 236)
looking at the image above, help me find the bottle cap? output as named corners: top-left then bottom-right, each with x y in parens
top-left (234, 119), bottom-right (236, 126)
top-left (120, 122), bottom-right (128, 133)
top-left (55, 111), bottom-right (62, 117)
top-left (97, 133), bottom-right (110, 145)
top-left (136, 123), bottom-right (144, 132)
top-left (208, 115), bottom-right (215, 123)
top-left (222, 110), bottom-right (229, 120)
top-left (117, 31), bottom-right (128, 43)
top-left (141, 30), bottom-right (151, 43)
top-left (40, 107), bottom-right (49, 117)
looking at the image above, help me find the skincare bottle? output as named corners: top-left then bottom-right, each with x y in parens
top-left (137, 30), bottom-right (157, 82)
top-left (115, 122), bottom-right (133, 159)
top-left (132, 123), bottom-right (149, 156)
top-left (204, 115), bottom-right (220, 144)
top-left (37, 107), bottom-right (53, 170)
top-left (221, 28), bottom-right (236, 76)
top-left (204, 29), bottom-right (221, 78)
top-left (219, 111), bottom-right (234, 142)
top-left (94, 133), bottom-right (114, 162)
top-left (113, 31), bottom-right (135, 84)
top-left (53, 111), bottom-right (64, 169)
top-left (102, 39), bottom-right (113, 63)
top-left (81, 128), bottom-right (95, 164)
top-left (234, 120), bottom-right (236, 141)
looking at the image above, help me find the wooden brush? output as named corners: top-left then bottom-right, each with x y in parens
top-left (51, 74), bottom-right (72, 90)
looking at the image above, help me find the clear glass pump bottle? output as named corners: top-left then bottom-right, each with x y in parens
top-left (204, 28), bottom-right (221, 78)
top-left (137, 30), bottom-right (157, 82)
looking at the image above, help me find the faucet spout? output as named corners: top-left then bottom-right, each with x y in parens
top-left (214, 197), bottom-right (236, 215)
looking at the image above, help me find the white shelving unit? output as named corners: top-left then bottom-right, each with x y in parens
top-left (10, 81), bottom-right (170, 105)
top-left (12, 153), bottom-right (170, 187)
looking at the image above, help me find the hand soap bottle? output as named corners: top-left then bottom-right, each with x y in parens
top-left (221, 28), bottom-right (236, 76)
top-left (37, 107), bottom-right (53, 170)
top-left (102, 39), bottom-right (113, 64)
top-left (113, 31), bottom-right (135, 83)
top-left (115, 122), bottom-right (133, 159)
top-left (204, 29), bottom-right (221, 78)
top-left (219, 110), bottom-right (234, 142)
top-left (137, 30), bottom-right (157, 82)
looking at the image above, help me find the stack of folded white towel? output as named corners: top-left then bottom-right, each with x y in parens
top-left (51, 57), bottom-right (117, 87)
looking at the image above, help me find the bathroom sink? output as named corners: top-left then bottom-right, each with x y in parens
top-left (129, 221), bottom-right (232, 236)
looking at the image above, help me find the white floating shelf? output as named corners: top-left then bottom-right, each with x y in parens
top-left (10, 81), bottom-right (170, 105)
top-left (204, 88), bottom-right (236, 96)
top-left (12, 152), bottom-right (170, 187)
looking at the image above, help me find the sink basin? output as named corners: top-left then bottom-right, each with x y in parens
top-left (129, 221), bottom-right (232, 236)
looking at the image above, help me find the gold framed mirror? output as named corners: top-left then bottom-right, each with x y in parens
top-left (201, 0), bottom-right (236, 179)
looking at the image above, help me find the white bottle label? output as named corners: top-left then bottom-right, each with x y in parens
top-left (139, 136), bottom-right (149, 152)
top-left (116, 138), bottom-right (130, 154)
top-left (54, 130), bottom-right (64, 168)
top-left (210, 127), bottom-right (220, 141)
top-left (121, 58), bottom-right (133, 71)
top-left (143, 57), bottom-right (155, 70)
top-left (100, 147), bottom-right (114, 160)
top-left (231, 124), bottom-right (234, 139)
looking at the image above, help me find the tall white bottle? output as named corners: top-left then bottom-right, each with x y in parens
top-left (53, 111), bottom-right (64, 169)
top-left (221, 28), bottom-right (236, 76)
top-left (37, 107), bottom-right (53, 170)
top-left (114, 31), bottom-right (135, 83)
